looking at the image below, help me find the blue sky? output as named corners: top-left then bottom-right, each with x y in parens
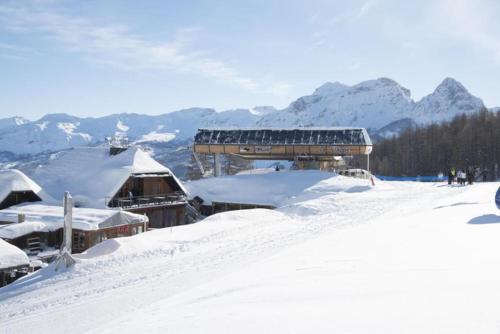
top-left (1, 0), bottom-right (500, 120)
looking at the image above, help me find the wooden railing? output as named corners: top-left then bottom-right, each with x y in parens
top-left (107, 191), bottom-right (187, 209)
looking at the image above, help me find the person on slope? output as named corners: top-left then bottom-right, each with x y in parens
top-left (466, 167), bottom-right (474, 185)
top-left (458, 170), bottom-right (466, 185)
top-left (447, 169), bottom-right (453, 185)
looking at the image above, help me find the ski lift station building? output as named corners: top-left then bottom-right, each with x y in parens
top-left (193, 128), bottom-right (373, 170)
top-left (193, 128), bottom-right (373, 158)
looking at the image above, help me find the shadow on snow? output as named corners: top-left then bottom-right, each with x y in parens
top-left (467, 214), bottom-right (500, 225)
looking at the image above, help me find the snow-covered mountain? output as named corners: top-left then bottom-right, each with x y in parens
top-left (0, 77), bottom-right (490, 177)
top-left (257, 77), bottom-right (485, 131)
top-left (0, 116), bottom-right (29, 130)
top-left (0, 108), bottom-right (259, 156)
top-left (257, 78), bottom-right (414, 130)
top-left (412, 78), bottom-right (484, 123)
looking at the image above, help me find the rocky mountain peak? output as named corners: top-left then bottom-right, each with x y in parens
top-left (434, 77), bottom-right (469, 97)
top-left (313, 81), bottom-right (349, 96)
top-left (413, 77), bottom-right (484, 122)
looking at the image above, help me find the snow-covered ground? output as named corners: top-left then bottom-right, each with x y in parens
top-left (1, 175), bottom-right (500, 334)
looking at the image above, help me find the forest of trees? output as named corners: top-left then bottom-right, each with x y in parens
top-left (370, 108), bottom-right (500, 180)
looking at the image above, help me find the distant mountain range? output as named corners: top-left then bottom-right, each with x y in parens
top-left (0, 77), bottom-right (495, 177)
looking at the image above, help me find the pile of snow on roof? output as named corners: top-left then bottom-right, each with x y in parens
top-left (185, 169), bottom-right (369, 207)
top-left (0, 239), bottom-right (29, 269)
top-left (0, 204), bottom-right (148, 239)
top-left (32, 146), bottom-right (185, 208)
top-left (0, 169), bottom-right (43, 204)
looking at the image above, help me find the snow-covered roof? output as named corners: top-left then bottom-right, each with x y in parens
top-left (0, 239), bottom-right (29, 269)
top-left (0, 204), bottom-right (148, 239)
top-left (0, 169), bottom-right (44, 205)
top-left (32, 146), bottom-right (186, 208)
top-left (185, 169), bottom-right (337, 206)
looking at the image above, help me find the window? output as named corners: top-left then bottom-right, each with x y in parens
top-left (73, 232), bottom-right (86, 252)
top-left (98, 232), bottom-right (108, 242)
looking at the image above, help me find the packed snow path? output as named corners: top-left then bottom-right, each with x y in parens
top-left (1, 176), bottom-right (499, 333)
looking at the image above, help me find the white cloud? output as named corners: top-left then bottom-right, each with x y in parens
top-left (357, 0), bottom-right (376, 19)
top-left (0, 2), bottom-right (291, 95)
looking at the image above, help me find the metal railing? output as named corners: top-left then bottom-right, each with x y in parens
top-left (107, 191), bottom-right (187, 209)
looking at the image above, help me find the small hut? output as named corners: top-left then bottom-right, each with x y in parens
top-left (0, 204), bottom-right (148, 255)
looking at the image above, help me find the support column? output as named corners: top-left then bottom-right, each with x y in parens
top-left (367, 154), bottom-right (370, 173)
top-left (214, 153), bottom-right (221, 177)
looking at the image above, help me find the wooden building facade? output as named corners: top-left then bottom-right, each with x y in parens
top-left (107, 174), bottom-right (187, 229)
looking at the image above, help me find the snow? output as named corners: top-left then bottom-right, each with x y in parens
top-left (1, 174), bottom-right (499, 333)
top-left (56, 122), bottom-right (93, 142)
top-left (0, 169), bottom-right (44, 205)
top-left (0, 117), bottom-right (29, 130)
top-left (32, 146), bottom-right (186, 208)
top-left (0, 239), bottom-right (29, 269)
top-left (134, 131), bottom-right (176, 143)
top-left (0, 204), bottom-right (148, 236)
top-left (0, 221), bottom-right (49, 240)
top-left (184, 169), bottom-right (341, 206)
top-left (36, 121), bottom-right (49, 131)
top-left (116, 120), bottom-right (129, 132)
top-left (250, 106), bottom-right (278, 116)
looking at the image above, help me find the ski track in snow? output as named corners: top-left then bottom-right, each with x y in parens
top-left (0, 180), bottom-right (481, 333)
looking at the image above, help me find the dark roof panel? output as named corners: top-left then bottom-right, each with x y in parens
top-left (194, 128), bottom-right (372, 146)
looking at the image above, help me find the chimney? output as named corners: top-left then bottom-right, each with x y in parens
top-left (17, 213), bottom-right (25, 224)
top-left (107, 135), bottom-right (129, 156)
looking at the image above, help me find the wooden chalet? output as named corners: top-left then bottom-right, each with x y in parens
top-left (0, 204), bottom-right (148, 255)
top-left (31, 146), bottom-right (190, 229)
top-left (0, 169), bottom-right (45, 210)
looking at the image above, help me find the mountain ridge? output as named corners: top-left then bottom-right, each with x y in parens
top-left (0, 77), bottom-right (492, 162)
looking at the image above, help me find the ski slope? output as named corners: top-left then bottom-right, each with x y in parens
top-left (1, 175), bottom-right (499, 334)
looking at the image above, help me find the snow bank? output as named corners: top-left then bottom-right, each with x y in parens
top-left (75, 208), bottom-right (292, 261)
top-left (185, 170), bottom-right (342, 206)
top-left (0, 239), bottom-right (29, 269)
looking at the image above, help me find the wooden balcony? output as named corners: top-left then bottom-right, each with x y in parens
top-left (107, 192), bottom-right (187, 209)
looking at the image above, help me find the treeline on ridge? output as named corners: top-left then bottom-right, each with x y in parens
top-left (370, 108), bottom-right (500, 179)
